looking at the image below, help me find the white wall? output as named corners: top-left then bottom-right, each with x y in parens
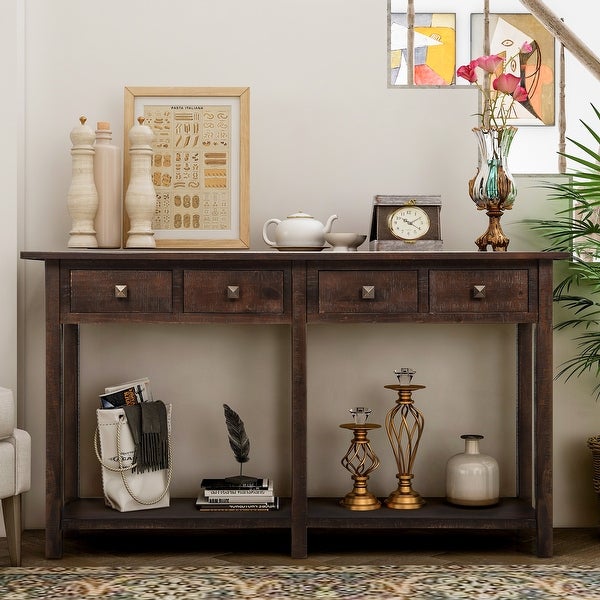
top-left (1, 0), bottom-right (19, 392)
top-left (11, 0), bottom-right (600, 538)
top-left (0, 0), bottom-right (22, 540)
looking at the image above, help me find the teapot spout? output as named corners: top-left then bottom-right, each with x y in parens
top-left (324, 214), bottom-right (338, 233)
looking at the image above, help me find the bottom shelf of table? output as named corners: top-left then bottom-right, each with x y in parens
top-left (307, 497), bottom-right (537, 530)
top-left (63, 496), bottom-right (535, 533)
top-left (63, 498), bottom-right (293, 530)
top-left (56, 496), bottom-right (541, 558)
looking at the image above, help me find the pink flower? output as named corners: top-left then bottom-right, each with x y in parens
top-left (475, 55), bottom-right (504, 74)
top-left (512, 85), bottom-right (528, 102)
top-left (456, 50), bottom-right (530, 128)
top-left (493, 73), bottom-right (521, 95)
top-left (521, 41), bottom-right (533, 53)
top-left (456, 60), bottom-right (478, 83)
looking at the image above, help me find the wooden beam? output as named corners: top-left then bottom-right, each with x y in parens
top-left (407, 0), bottom-right (414, 86)
top-left (558, 43), bottom-right (566, 173)
top-left (519, 0), bottom-right (600, 81)
top-left (483, 0), bottom-right (490, 55)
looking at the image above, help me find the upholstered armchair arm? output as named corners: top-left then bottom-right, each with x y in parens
top-left (9, 429), bottom-right (32, 495)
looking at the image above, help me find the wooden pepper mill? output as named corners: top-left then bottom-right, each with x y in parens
top-left (124, 116), bottom-right (156, 248)
top-left (67, 116), bottom-right (98, 248)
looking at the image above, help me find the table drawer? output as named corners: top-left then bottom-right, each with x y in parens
top-left (429, 269), bottom-right (529, 313)
top-left (70, 270), bottom-right (173, 313)
top-left (184, 270), bottom-right (284, 313)
top-left (318, 270), bottom-right (418, 313)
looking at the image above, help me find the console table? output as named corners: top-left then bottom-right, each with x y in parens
top-left (21, 250), bottom-right (565, 559)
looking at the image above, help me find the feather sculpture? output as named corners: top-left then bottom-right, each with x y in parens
top-left (223, 404), bottom-right (257, 484)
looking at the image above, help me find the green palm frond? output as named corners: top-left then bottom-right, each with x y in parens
top-left (535, 107), bottom-right (600, 205)
top-left (527, 216), bottom-right (600, 255)
top-left (556, 331), bottom-right (600, 382)
top-left (526, 104), bottom-right (600, 399)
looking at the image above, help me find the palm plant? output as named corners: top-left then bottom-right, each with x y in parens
top-left (528, 104), bottom-right (600, 399)
top-left (530, 105), bottom-right (600, 498)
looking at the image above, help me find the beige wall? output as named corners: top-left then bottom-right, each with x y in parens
top-left (1, 0), bottom-right (19, 394)
top-left (6, 0), bottom-right (600, 538)
top-left (0, 0), bottom-right (21, 539)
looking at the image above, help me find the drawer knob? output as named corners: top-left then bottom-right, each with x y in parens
top-left (472, 285), bottom-right (486, 299)
top-left (114, 284), bottom-right (128, 298)
top-left (227, 285), bottom-right (240, 299)
top-left (362, 285), bottom-right (375, 300)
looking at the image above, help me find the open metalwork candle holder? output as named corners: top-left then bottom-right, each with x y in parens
top-left (384, 371), bottom-right (426, 510)
top-left (339, 412), bottom-right (381, 511)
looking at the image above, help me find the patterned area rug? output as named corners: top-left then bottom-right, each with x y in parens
top-left (1, 564), bottom-right (600, 599)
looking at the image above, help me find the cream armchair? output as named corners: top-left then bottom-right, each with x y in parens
top-left (0, 387), bottom-right (31, 566)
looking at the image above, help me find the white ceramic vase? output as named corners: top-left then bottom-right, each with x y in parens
top-left (124, 117), bottom-right (156, 248)
top-left (445, 434), bottom-right (499, 507)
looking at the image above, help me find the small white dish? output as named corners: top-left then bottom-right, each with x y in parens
top-left (273, 246), bottom-right (325, 252)
top-left (324, 233), bottom-right (367, 252)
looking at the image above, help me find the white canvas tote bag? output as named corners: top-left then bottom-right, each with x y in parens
top-left (94, 403), bottom-right (172, 512)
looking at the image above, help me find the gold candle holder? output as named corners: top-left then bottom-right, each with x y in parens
top-left (339, 423), bottom-right (381, 511)
top-left (384, 383), bottom-right (426, 509)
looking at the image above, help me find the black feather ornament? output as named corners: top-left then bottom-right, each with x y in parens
top-left (223, 404), bottom-right (257, 485)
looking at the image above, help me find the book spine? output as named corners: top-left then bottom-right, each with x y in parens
top-left (203, 495), bottom-right (275, 504)
top-left (203, 488), bottom-right (273, 497)
top-left (197, 501), bottom-right (279, 510)
top-left (200, 478), bottom-right (270, 489)
top-left (196, 506), bottom-right (275, 511)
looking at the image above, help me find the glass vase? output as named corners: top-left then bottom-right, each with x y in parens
top-left (468, 126), bottom-right (518, 252)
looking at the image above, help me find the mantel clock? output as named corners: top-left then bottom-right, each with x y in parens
top-left (369, 195), bottom-right (442, 251)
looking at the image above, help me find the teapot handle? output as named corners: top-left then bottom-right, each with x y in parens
top-left (262, 219), bottom-right (281, 247)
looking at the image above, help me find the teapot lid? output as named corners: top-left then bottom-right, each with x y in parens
top-left (287, 210), bottom-right (314, 219)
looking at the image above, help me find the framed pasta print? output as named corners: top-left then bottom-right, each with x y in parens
top-left (123, 86), bottom-right (250, 248)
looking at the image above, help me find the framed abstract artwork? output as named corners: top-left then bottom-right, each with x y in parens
top-left (123, 86), bottom-right (250, 248)
top-left (471, 14), bottom-right (555, 126)
top-left (389, 12), bottom-right (456, 86)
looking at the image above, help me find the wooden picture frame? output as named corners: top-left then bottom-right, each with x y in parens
top-left (123, 86), bottom-right (250, 248)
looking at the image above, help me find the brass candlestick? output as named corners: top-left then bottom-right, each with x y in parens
top-left (339, 422), bottom-right (381, 511)
top-left (384, 375), bottom-right (426, 510)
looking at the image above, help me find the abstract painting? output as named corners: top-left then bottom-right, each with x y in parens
top-left (389, 13), bottom-right (456, 86)
top-left (471, 13), bottom-right (555, 126)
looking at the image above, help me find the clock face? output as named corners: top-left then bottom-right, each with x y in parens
top-left (387, 206), bottom-right (431, 240)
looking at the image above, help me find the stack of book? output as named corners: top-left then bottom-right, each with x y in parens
top-left (196, 477), bottom-right (279, 511)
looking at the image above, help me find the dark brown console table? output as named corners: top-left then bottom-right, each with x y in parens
top-left (21, 250), bottom-right (565, 559)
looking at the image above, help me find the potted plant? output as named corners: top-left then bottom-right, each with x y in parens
top-left (528, 104), bottom-right (600, 503)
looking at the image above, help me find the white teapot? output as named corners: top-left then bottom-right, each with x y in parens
top-left (263, 211), bottom-right (338, 248)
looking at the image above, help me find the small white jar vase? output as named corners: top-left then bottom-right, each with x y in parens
top-left (67, 116), bottom-right (98, 248)
top-left (445, 434), bottom-right (499, 507)
top-left (124, 117), bottom-right (156, 248)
